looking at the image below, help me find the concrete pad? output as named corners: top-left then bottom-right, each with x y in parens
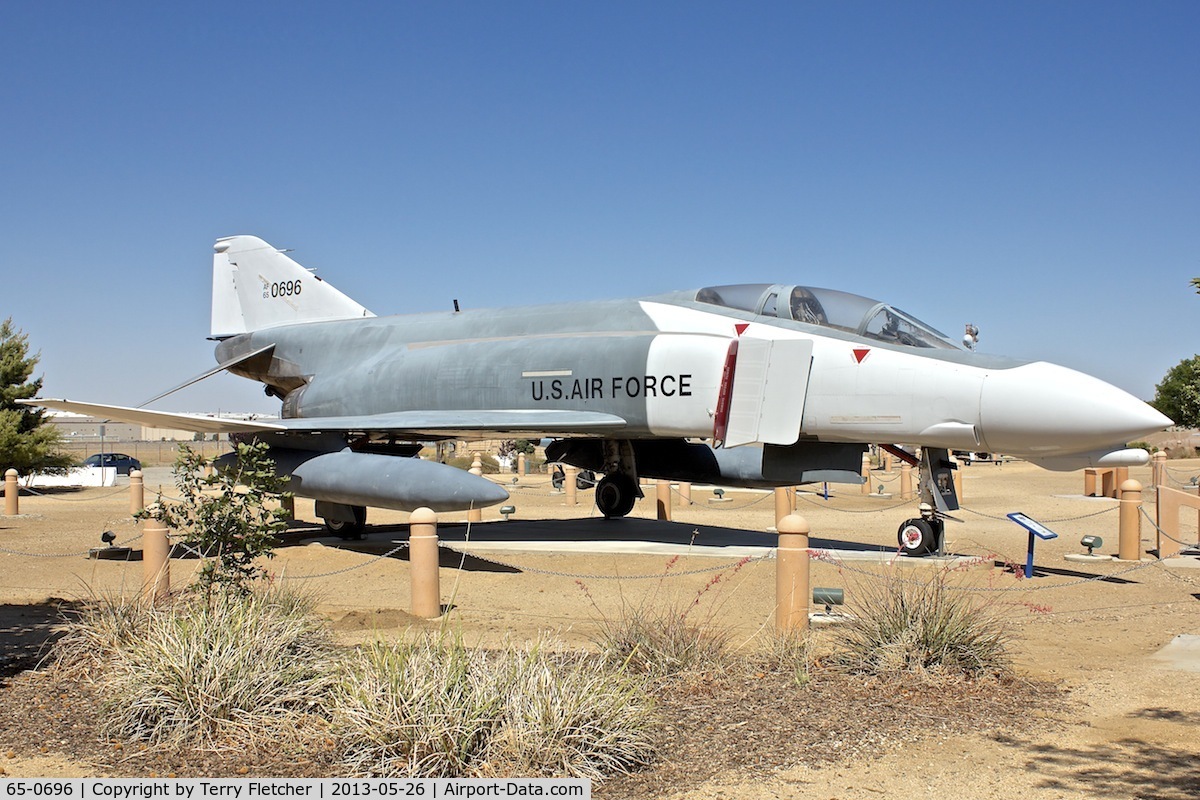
top-left (1064, 553), bottom-right (1115, 563)
top-left (1159, 555), bottom-right (1200, 569)
top-left (1150, 634), bottom-right (1200, 672)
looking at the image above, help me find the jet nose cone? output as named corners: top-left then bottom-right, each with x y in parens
top-left (980, 362), bottom-right (1171, 457)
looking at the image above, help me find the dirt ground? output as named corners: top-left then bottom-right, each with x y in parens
top-left (1, 458), bottom-right (1199, 798)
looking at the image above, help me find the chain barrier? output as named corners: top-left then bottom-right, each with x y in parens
top-left (0, 531), bottom-right (142, 559)
top-left (279, 543), bottom-right (411, 580)
top-left (795, 491), bottom-right (913, 514)
top-left (809, 547), bottom-right (1164, 594)
top-left (1162, 463), bottom-right (1200, 484)
top-left (960, 504), bottom-right (1119, 524)
top-left (1139, 505), bottom-right (1200, 550)
top-left (20, 484), bottom-right (131, 502)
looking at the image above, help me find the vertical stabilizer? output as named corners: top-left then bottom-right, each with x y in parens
top-left (210, 235), bottom-right (374, 337)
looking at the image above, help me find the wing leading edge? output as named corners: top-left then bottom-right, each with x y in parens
top-left (21, 399), bottom-right (627, 439)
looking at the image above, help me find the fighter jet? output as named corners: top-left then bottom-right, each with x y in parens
top-left (26, 235), bottom-right (1171, 553)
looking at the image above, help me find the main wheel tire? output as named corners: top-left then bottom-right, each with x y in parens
top-left (897, 518), bottom-right (935, 556)
top-left (595, 473), bottom-right (638, 519)
top-left (324, 505), bottom-right (367, 540)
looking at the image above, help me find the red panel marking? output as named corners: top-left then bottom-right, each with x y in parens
top-left (852, 348), bottom-right (871, 364)
top-left (734, 323), bottom-right (749, 336)
top-left (713, 339), bottom-right (739, 444)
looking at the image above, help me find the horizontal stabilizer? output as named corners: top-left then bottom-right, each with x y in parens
top-left (137, 344), bottom-right (276, 407)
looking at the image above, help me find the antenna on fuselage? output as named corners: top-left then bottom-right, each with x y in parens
top-left (453, 299), bottom-right (461, 313)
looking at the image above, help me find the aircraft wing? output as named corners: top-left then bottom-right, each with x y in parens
top-left (23, 399), bottom-right (288, 434)
top-left (22, 399), bottom-right (627, 439)
top-left (275, 410), bottom-right (628, 438)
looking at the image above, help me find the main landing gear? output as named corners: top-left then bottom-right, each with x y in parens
top-left (595, 473), bottom-right (639, 519)
top-left (317, 501), bottom-right (367, 540)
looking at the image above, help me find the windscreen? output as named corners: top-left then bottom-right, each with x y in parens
top-left (695, 284), bottom-right (960, 350)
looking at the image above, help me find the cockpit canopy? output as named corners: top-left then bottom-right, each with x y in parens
top-left (694, 284), bottom-right (960, 350)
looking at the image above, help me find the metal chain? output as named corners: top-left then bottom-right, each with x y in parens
top-left (795, 492), bottom-right (913, 513)
top-left (0, 532), bottom-right (142, 559)
top-left (280, 544), bottom-right (410, 580)
top-left (1139, 505), bottom-right (1200, 549)
top-left (809, 547), bottom-right (1163, 593)
top-left (960, 504), bottom-right (1119, 523)
top-left (20, 485), bottom-right (131, 502)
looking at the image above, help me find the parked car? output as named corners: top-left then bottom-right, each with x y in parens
top-left (83, 453), bottom-right (142, 475)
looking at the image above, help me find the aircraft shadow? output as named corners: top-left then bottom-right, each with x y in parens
top-left (383, 516), bottom-right (887, 552)
top-left (277, 517), bottom-right (888, 570)
top-left (1024, 565), bottom-right (1138, 584)
top-left (0, 601), bottom-right (74, 678)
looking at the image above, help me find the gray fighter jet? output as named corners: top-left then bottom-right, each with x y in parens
top-left (27, 235), bottom-right (1170, 553)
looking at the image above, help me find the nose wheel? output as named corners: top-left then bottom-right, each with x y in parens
top-left (897, 514), bottom-right (944, 556)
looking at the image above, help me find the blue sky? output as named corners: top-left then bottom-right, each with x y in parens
top-left (2, 2), bottom-right (1197, 414)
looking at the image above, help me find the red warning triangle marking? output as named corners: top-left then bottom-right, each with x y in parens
top-left (852, 348), bottom-right (871, 364)
top-left (734, 323), bottom-right (749, 336)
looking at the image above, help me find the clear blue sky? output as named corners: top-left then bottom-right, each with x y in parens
top-left (3, 2), bottom-right (1197, 414)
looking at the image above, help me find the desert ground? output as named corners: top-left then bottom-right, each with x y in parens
top-left (1, 456), bottom-right (1199, 798)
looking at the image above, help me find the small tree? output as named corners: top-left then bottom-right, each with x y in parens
top-left (1151, 356), bottom-right (1200, 429)
top-left (0, 318), bottom-right (73, 475)
top-left (148, 441), bottom-right (291, 596)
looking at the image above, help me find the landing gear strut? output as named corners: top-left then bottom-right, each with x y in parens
top-left (595, 439), bottom-right (642, 519)
top-left (889, 445), bottom-right (959, 557)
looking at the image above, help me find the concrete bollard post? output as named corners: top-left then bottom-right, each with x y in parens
top-left (678, 482), bottom-right (691, 507)
top-left (1152, 450), bottom-right (1167, 488)
top-left (565, 466), bottom-right (578, 506)
top-left (517, 453), bottom-right (526, 476)
top-left (1118, 479), bottom-right (1143, 561)
top-left (409, 507), bottom-right (442, 618)
top-left (900, 464), bottom-right (914, 500)
top-left (129, 470), bottom-right (144, 516)
top-left (953, 466), bottom-right (964, 501)
top-left (4, 469), bottom-right (17, 516)
top-left (656, 480), bottom-right (671, 520)
top-left (860, 453), bottom-right (871, 495)
top-left (775, 514), bottom-right (810, 632)
top-left (774, 487), bottom-right (790, 529)
top-left (882, 451), bottom-right (893, 472)
top-left (141, 509), bottom-right (170, 603)
top-left (468, 454), bottom-right (483, 523)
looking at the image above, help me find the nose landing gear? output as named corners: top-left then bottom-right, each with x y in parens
top-left (897, 503), bottom-right (945, 556)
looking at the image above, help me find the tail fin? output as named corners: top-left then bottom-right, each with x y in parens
top-left (210, 235), bottom-right (374, 337)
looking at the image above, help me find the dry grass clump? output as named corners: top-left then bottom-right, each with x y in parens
top-left (59, 588), bottom-right (337, 749)
top-left (581, 554), bottom-right (752, 680)
top-left (55, 592), bottom-right (657, 780)
top-left (831, 569), bottom-right (1011, 678)
top-left (332, 634), bottom-right (656, 779)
